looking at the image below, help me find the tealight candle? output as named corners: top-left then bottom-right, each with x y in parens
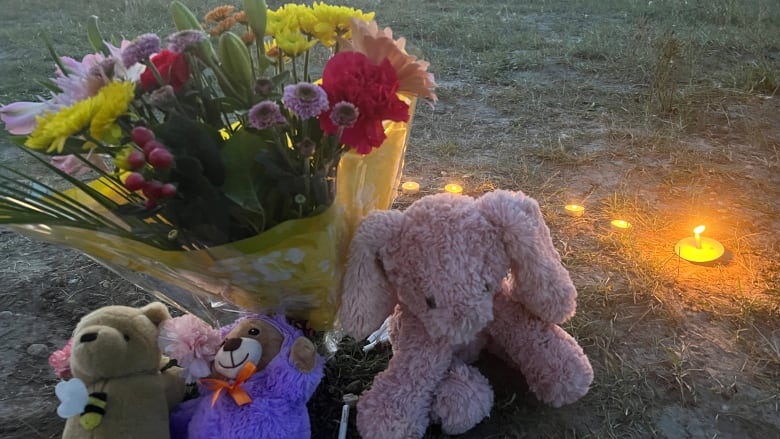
top-left (401, 181), bottom-right (420, 195)
top-left (444, 183), bottom-right (463, 195)
top-left (564, 204), bottom-right (585, 217)
top-left (674, 225), bottom-right (725, 263)
top-left (611, 219), bottom-right (631, 230)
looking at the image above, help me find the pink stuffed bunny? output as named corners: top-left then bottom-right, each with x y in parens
top-left (339, 190), bottom-right (593, 438)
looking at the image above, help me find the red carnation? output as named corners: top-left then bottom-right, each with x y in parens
top-left (319, 52), bottom-right (409, 154)
top-left (139, 49), bottom-right (190, 92)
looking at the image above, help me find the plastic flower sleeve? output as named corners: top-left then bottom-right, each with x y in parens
top-left (8, 98), bottom-right (415, 330)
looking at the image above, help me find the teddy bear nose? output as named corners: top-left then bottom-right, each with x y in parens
top-left (80, 332), bottom-right (98, 343)
top-left (222, 337), bottom-right (242, 352)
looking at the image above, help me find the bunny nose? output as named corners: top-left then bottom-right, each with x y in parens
top-left (80, 333), bottom-right (98, 343)
top-left (222, 337), bottom-right (242, 352)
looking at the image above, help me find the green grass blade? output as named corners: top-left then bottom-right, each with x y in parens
top-left (41, 33), bottom-right (69, 77)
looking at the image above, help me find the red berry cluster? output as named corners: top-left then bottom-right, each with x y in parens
top-left (125, 126), bottom-right (177, 209)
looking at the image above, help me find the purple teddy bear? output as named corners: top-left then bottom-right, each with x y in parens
top-left (170, 314), bottom-right (324, 439)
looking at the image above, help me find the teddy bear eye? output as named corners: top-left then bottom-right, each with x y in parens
top-left (248, 328), bottom-right (260, 336)
top-left (123, 334), bottom-right (130, 342)
top-left (425, 296), bottom-right (437, 309)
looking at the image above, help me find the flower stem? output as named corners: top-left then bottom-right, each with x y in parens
top-left (253, 30), bottom-right (264, 75)
top-left (291, 55), bottom-right (298, 83)
top-left (203, 57), bottom-right (242, 103)
top-left (144, 59), bottom-right (167, 88)
top-left (273, 129), bottom-right (296, 171)
top-left (303, 156), bottom-right (311, 204)
top-left (303, 37), bottom-right (311, 81)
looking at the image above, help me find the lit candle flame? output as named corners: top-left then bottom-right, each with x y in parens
top-left (693, 225), bottom-right (705, 249)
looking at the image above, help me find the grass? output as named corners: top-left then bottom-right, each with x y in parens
top-left (1, 0), bottom-right (779, 438)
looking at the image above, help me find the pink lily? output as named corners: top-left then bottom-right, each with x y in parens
top-left (50, 150), bottom-right (111, 176)
top-left (0, 101), bottom-right (50, 135)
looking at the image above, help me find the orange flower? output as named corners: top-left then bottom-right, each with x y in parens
top-left (205, 16), bottom-right (239, 37)
top-left (204, 5), bottom-right (235, 22)
top-left (240, 30), bottom-right (256, 45)
top-left (233, 11), bottom-right (248, 25)
top-left (341, 18), bottom-right (437, 102)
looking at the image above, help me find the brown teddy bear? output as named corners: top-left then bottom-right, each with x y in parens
top-left (168, 314), bottom-right (325, 439)
top-left (58, 302), bottom-right (185, 439)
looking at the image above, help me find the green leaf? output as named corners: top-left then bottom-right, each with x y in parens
top-left (218, 32), bottom-right (255, 102)
top-left (270, 70), bottom-right (292, 87)
top-left (155, 114), bottom-right (226, 186)
top-left (212, 95), bottom-right (246, 114)
top-left (220, 129), bottom-right (270, 213)
top-left (243, 0), bottom-right (268, 46)
top-left (87, 16), bottom-right (110, 56)
top-left (34, 79), bottom-right (63, 94)
top-left (9, 136), bottom-right (27, 147)
top-left (41, 33), bottom-right (69, 77)
top-left (9, 146), bottom-right (130, 229)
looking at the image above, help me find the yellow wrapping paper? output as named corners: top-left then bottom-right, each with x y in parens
top-left (9, 99), bottom-right (416, 329)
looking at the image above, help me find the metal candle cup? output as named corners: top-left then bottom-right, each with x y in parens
top-left (444, 184), bottom-right (463, 195)
top-left (401, 181), bottom-right (420, 195)
top-left (564, 204), bottom-right (585, 217)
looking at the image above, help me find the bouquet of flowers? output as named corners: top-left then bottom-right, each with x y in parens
top-left (0, 0), bottom-right (435, 328)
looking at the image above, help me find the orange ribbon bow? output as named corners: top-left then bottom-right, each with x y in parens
top-left (201, 362), bottom-right (257, 407)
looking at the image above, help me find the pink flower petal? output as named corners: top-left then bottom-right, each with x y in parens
top-left (0, 101), bottom-right (48, 135)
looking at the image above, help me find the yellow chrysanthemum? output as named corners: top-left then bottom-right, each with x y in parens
top-left (266, 4), bottom-right (320, 40)
top-left (26, 97), bottom-right (101, 154)
top-left (262, 40), bottom-right (292, 67)
top-left (265, 10), bottom-right (284, 37)
top-left (90, 81), bottom-right (134, 143)
top-left (279, 4), bottom-right (316, 32)
top-left (310, 2), bottom-right (374, 47)
top-left (275, 29), bottom-right (318, 57)
top-left (25, 81), bottom-right (133, 154)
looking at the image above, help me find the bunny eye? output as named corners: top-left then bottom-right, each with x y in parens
top-left (425, 296), bottom-right (437, 309)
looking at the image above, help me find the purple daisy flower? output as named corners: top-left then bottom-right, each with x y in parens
top-left (122, 33), bottom-right (161, 67)
top-left (254, 78), bottom-right (275, 97)
top-left (330, 101), bottom-right (359, 128)
top-left (167, 30), bottom-right (207, 54)
top-left (248, 101), bottom-right (287, 130)
top-left (283, 82), bottom-right (329, 119)
top-left (146, 85), bottom-right (177, 109)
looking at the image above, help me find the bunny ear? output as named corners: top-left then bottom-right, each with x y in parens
top-left (478, 190), bottom-right (577, 324)
top-left (338, 209), bottom-right (404, 340)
